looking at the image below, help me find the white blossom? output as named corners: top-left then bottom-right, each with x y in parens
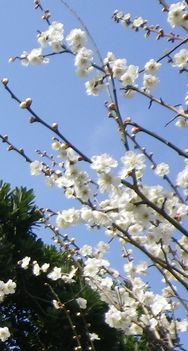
top-left (74, 47), bottom-right (93, 72)
top-left (38, 22), bottom-right (64, 52)
top-left (120, 151), bottom-right (145, 176)
top-left (175, 117), bottom-right (188, 128)
top-left (150, 295), bottom-right (171, 316)
top-left (41, 263), bottom-right (50, 273)
top-left (89, 332), bottom-right (100, 341)
top-left (56, 209), bottom-right (81, 228)
top-left (85, 75), bottom-right (104, 95)
top-left (177, 165), bottom-right (188, 193)
top-left (21, 48), bottom-right (49, 66)
top-left (132, 17), bottom-right (145, 28)
top-left (144, 59), bottom-right (161, 74)
top-left (91, 154), bottom-right (118, 173)
top-left (18, 256), bottom-right (31, 269)
top-left (0, 327), bottom-right (10, 342)
top-left (30, 161), bottom-right (43, 176)
top-left (76, 297), bottom-right (87, 309)
top-left (79, 244), bottom-right (93, 256)
top-left (83, 258), bottom-right (110, 277)
top-left (52, 299), bottom-right (61, 309)
top-left (33, 261), bottom-right (41, 276)
top-left (47, 267), bottom-right (62, 280)
top-left (143, 74), bottom-right (159, 91)
top-left (154, 163), bottom-right (170, 177)
top-left (66, 28), bottom-right (86, 52)
top-left (173, 49), bottom-right (188, 69)
top-left (3, 280), bottom-right (16, 295)
top-left (111, 58), bottom-right (127, 79)
top-left (168, 2), bottom-right (188, 28)
top-left (121, 65), bottom-right (139, 87)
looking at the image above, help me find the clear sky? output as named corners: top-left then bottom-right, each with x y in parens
top-left (0, 0), bottom-right (187, 263)
top-left (0, 1), bottom-right (188, 345)
top-left (0, 2), bottom-right (187, 233)
top-left (1, 0), bottom-right (187, 201)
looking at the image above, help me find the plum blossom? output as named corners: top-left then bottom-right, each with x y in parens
top-left (175, 117), bottom-right (188, 128)
top-left (132, 16), bottom-right (146, 28)
top-left (143, 74), bottom-right (159, 91)
top-left (111, 58), bottom-right (127, 79)
top-left (97, 172), bottom-right (120, 193)
top-left (173, 49), bottom-right (188, 70)
top-left (76, 297), bottom-right (87, 309)
top-left (38, 22), bottom-right (64, 52)
top-left (0, 327), bottom-right (10, 342)
top-left (21, 48), bottom-right (49, 66)
top-left (33, 261), bottom-right (41, 276)
top-left (85, 75), bottom-right (104, 95)
top-left (74, 47), bottom-right (93, 75)
top-left (91, 154), bottom-right (118, 173)
top-left (18, 256), bottom-right (31, 269)
top-left (0, 280), bottom-right (16, 303)
top-left (120, 151), bottom-right (145, 177)
top-left (52, 299), bottom-right (61, 310)
top-left (121, 65), bottom-right (139, 87)
top-left (47, 267), bottom-right (62, 281)
top-left (3, 280), bottom-right (16, 295)
top-left (66, 28), bottom-right (86, 52)
top-left (89, 332), bottom-right (100, 341)
top-left (167, 2), bottom-right (188, 28)
top-left (177, 165), bottom-right (188, 194)
top-left (79, 244), bottom-right (93, 256)
top-left (124, 261), bottom-right (148, 278)
top-left (144, 59), bottom-right (161, 74)
top-left (30, 161), bottom-right (43, 176)
top-left (154, 163), bottom-right (170, 177)
top-left (83, 258), bottom-right (110, 277)
top-left (41, 263), bottom-right (50, 273)
top-left (56, 208), bottom-right (81, 228)
top-left (150, 295), bottom-right (171, 316)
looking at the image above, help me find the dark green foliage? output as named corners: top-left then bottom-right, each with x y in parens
top-left (0, 181), bottom-right (147, 351)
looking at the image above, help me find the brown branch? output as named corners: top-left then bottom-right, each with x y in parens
top-left (121, 179), bottom-right (188, 238)
top-left (126, 132), bottom-right (185, 203)
top-left (0, 134), bottom-right (32, 163)
top-left (123, 85), bottom-right (188, 119)
top-left (2, 82), bottom-right (91, 163)
top-left (113, 223), bottom-right (188, 291)
top-left (125, 120), bottom-right (188, 159)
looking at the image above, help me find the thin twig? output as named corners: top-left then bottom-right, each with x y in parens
top-left (125, 120), bottom-right (188, 159)
top-left (2, 82), bottom-right (91, 163)
top-left (122, 85), bottom-right (188, 119)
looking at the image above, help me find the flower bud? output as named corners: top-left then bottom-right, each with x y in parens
top-left (131, 127), bottom-right (140, 134)
top-left (25, 98), bottom-right (32, 108)
top-left (20, 101), bottom-right (27, 109)
top-left (1, 78), bottom-right (9, 86)
top-left (51, 123), bottom-right (58, 130)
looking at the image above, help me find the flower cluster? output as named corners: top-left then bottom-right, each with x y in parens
top-left (18, 256), bottom-right (77, 283)
top-left (167, 1), bottom-right (188, 28)
top-left (173, 49), bottom-right (188, 70)
top-left (0, 279), bottom-right (16, 302)
top-left (18, 256), bottom-right (50, 276)
top-left (0, 327), bottom-right (11, 342)
top-left (142, 59), bottom-right (161, 92)
top-left (38, 22), bottom-right (64, 52)
top-left (5, 1), bottom-right (188, 349)
top-left (0, 280), bottom-right (16, 342)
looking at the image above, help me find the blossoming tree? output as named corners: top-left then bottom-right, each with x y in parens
top-left (1, 0), bottom-right (188, 350)
top-left (0, 181), bottom-right (134, 350)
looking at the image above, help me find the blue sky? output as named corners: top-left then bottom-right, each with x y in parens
top-left (1, 0), bottom-right (188, 264)
top-left (0, 0), bottom-right (188, 346)
top-left (1, 0), bottom-right (187, 197)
